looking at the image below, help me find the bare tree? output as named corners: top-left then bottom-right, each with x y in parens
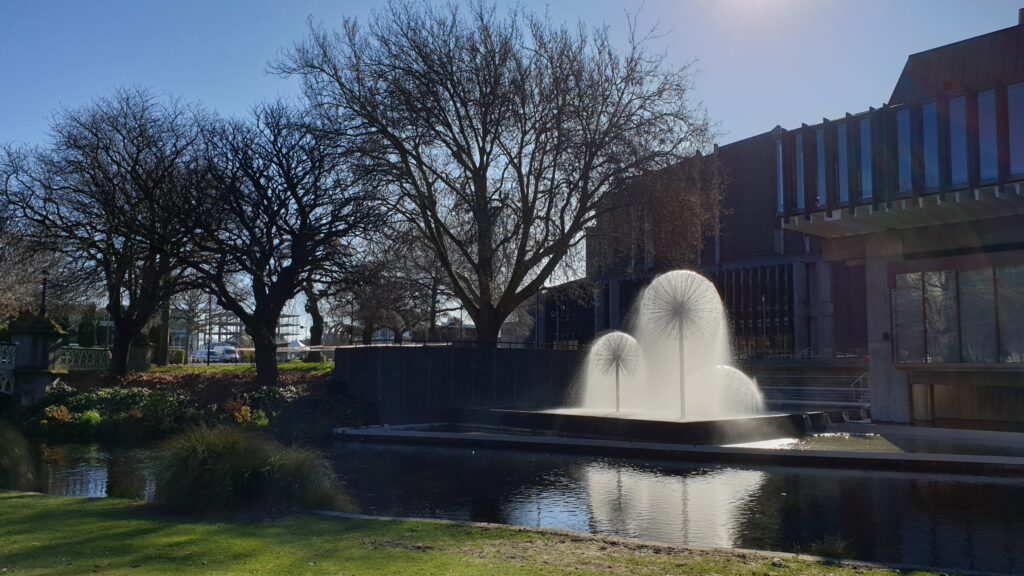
top-left (1, 89), bottom-right (202, 374)
top-left (178, 103), bottom-right (381, 387)
top-left (171, 287), bottom-right (210, 363)
top-left (278, 1), bottom-right (715, 344)
top-left (590, 153), bottom-right (726, 278)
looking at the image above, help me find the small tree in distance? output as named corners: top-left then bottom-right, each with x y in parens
top-left (279, 1), bottom-right (718, 345)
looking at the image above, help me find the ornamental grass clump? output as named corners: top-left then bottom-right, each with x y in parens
top-left (0, 423), bottom-right (36, 491)
top-left (153, 426), bottom-right (353, 516)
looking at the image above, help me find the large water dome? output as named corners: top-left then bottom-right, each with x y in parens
top-left (576, 270), bottom-right (764, 421)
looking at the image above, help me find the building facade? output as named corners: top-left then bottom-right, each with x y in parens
top-left (779, 12), bottom-right (1024, 429)
top-left (560, 10), bottom-right (1024, 430)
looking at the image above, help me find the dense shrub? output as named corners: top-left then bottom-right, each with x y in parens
top-left (0, 424), bottom-right (35, 491)
top-left (153, 426), bottom-right (353, 515)
top-left (168, 349), bottom-right (186, 365)
top-left (76, 312), bottom-right (97, 347)
top-left (35, 385), bottom-right (187, 438)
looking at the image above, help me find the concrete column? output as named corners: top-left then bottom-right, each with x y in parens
top-left (608, 280), bottom-right (622, 330)
top-left (791, 262), bottom-right (809, 352)
top-left (864, 232), bottom-right (909, 423)
top-left (816, 261), bottom-right (835, 356)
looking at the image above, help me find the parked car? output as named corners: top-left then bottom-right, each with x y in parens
top-left (216, 346), bottom-right (240, 363)
top-left (191, 349), bottom-right (222, 363)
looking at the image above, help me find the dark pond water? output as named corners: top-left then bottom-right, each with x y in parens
top-left (11, 440), bottom-right (1024, 573)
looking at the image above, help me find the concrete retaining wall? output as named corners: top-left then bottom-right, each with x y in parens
top-left (333, 346), bottom-right (585, 424)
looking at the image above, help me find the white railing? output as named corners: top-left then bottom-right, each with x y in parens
top-left (0, 343), bottom-right (14, 395)
top-left (54, 346), bottom-right (109, 372)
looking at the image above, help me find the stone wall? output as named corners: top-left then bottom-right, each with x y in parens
top-left (333, 346), bottom-right (585, 424)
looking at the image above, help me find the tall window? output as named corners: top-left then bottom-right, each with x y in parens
top-left (775, 138), bottom-right (784, 212)
top-left (997, 265), bottom-right (1024, 363)
top-left (949, 96), bottom-right (967, 186)
top-left (959, 268), bottom-right (996, 362)
top-left (795, 134), bottom-right (805, 209)
top-left (859, 117), bottom-right (872, 199)
top-left (923, 102), bottom-right (939, 189)
top-left (892, 264), bottom-right (1024, 364)
top-left (897, 109), bottom-right (912, 193)
top-left (816, 128), bottom-right (826, 206)
top-left (1010, 83), bottom-right (1024, 177)
top-left (977, 89), bottom-right (998, 181)
top-left (837, 124), bottom-right (849, 202)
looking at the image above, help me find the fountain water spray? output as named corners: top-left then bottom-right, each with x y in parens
top-left (640, 271), bottom-right (721, 418)
top-left (572, 269), bottom-right (764, 422)
top-left (590, 332), bottom-right (640, 412)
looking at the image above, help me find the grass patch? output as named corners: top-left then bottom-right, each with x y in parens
top-left (0, 492), bottom-right (939, 575)
top-left (148, 361), bottom-right (335, 377)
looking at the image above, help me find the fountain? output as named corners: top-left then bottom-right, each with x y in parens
top-left (574, 270), bottom-right (764, 421)
top-left (337, 268), bottom-right (819, 445)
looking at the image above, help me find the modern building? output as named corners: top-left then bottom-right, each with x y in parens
top-left (556, 9), bottom-right (1024, 430)
top-left (779, 10), bottom-right (1024, 429)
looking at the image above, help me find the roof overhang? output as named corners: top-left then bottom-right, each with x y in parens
top-left (783, 182), bottom-right (1024, 239)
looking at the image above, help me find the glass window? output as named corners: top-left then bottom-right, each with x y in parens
top-left (997, 265), bottom-right (1024, 362)
top-left (959, 268), bottom-right (996, 362)
top-left (1010, 83), bottom-right (1024, 176)
top-left (897, 109), bottom-right (912, 193)
top-left (775, 138), bottom-right (784, 212)
top-left (977, 89), bottom-right (998, 181)
top-left (859, 117), bottom-right (872, 199)
top-left (837, 124), bottom-right (849, 202)
top-left (923, 102), bottom-right (939, 189)
top-left (795, 134), bottom-right (805, 209)
top-left (816, 128), bottom-right (826, 206)
top-left (924, 270), bottom-right (960, 362)
top-left (949, 96), bottom-right (967, 186)
top-left (893, 273), bottom-right (925, 363)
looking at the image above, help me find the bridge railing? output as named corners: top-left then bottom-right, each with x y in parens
top-left (54, 346), bottom-right (109, 372)
top-left (0, 343), bottom-right (14, 395)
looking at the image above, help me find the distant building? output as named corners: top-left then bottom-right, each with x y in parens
top-left (551, 9), bottom-right (1024, 430)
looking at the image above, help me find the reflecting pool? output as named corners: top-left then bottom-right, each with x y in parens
top-left (330, 442), bottom-right (1024, 573)
top-left (11, 440), bottom-right (1024, 573)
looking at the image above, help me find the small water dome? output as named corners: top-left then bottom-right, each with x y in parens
top-left (585, 332), bottom-right (642, 412)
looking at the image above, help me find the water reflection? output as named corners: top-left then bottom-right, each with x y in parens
top-left (4, 436), bottom-right (1024, 573)
top-left (329, 443), bottom-right (1024, 573)
top-left (583, 463), bottom-right (765, 547)
top-left (23, 443), bottom-right (154, 500)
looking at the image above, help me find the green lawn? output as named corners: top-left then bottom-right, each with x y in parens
top-left (148, 361), bottom-right (335, 377)
top-left (0, 492), bottom-right (937, 575)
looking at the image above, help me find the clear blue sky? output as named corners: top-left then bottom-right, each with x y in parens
top-left (1, 0), bottom-right (1020, 148)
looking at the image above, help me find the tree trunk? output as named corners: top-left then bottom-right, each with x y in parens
top-left (153, 301), bottom-right (171, 366)
top-left (392, 325), bottom-right (403, 344)
top-left (474, 305), bottom-right (502, 347)
top-left (251, 328), bottom-right (279, 388)
top-left (427, 281), bottom-right (441, 341)
top-left (110, 324), bottom-right (135, 377)
top-left (362, 322), bottom-right (374, 345)
top-left (304, 288), bottom-right (324, 362)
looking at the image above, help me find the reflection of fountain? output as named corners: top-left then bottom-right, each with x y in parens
top-left (583, 462), bottom-right (766, 547)
top-left (577, 270), bottom-right (764, 421)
